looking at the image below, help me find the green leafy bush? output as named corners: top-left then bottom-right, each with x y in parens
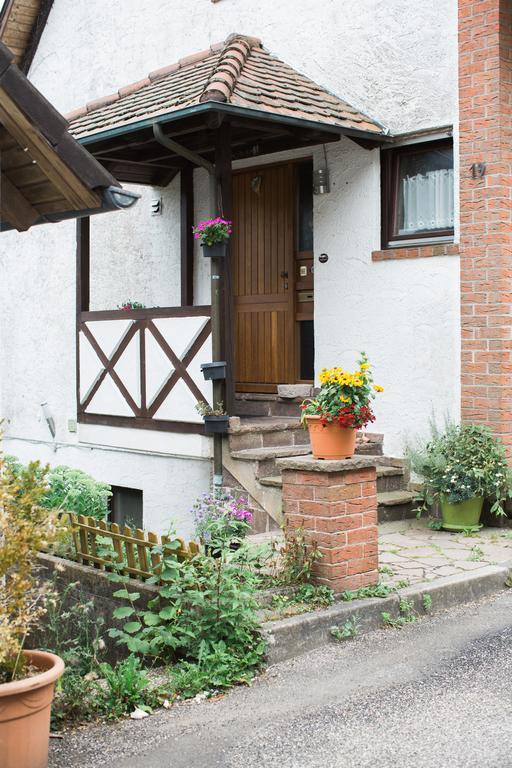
top-left (42, 465), bottom-right (111, 519)
top-left (99, 656), bottom-right (157, 719)
top-left (408, 421), bottom-right (512, 516)
top-left (109, 536), bottom-right (265, 688)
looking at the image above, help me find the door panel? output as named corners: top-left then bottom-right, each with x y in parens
top-left (232, 164), bottom-right (295, 391)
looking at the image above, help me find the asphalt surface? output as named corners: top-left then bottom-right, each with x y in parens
top-left (50, 590), bottom-right (512, 768)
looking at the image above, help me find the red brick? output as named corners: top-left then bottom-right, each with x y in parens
top-left (282, 484), bottom-right (315, 501)
top-left (347, 557), bottom-right (378, 575)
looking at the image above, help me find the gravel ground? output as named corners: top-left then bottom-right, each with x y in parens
top-left (50, 590), bottom-right (512, 768)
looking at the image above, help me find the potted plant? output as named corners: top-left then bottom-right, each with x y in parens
top-left (300, 352), bottom-right (383, 460)
top-left (192, 492), bottom-right (254, 555)
top-left (408, 422), bottom-right (512, 531)
top-left (192, 216), bottom-right (232, 258)
top-left (0, 450), bottom-right (65, 768)
top-left (195, 401), bottom-right (229, 434)
top-left (117, 300), bottom-right (146, 310)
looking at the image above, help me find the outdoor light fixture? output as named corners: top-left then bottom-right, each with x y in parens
top-left (40, 401), bottom-right (56, 439)
top-left (313, 145), bottom-right (330, 195)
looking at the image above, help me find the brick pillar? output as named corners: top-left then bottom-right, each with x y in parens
top-left (278, 456), bottom-right (379, 593)
top-left (459, 0), bottom-right (512, 449)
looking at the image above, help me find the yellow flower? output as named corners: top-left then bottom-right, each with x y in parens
top-left (374, 384), bottom-right (384, 393)
top-left (360, 363), bottom-right (370, 370)
top-left (340, 395), bottom-right (349, 403)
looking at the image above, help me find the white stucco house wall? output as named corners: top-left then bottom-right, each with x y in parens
top-left (0, 0), bottom-right (461, 536)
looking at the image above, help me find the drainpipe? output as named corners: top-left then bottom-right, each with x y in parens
top-left (152, 124), bottom-right (224, 495)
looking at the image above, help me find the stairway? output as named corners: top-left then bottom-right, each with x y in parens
top-left (223, 416), bottom-right (417, 534)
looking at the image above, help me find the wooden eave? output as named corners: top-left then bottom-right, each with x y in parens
top-left (0, 42), bottom-right (119, 232)
top-left (0, 0), bottom-right (53, 72)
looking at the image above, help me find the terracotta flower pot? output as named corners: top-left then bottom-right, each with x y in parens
top-left (305, 415), bottom-right (357, 460)
top-left (0, 650), bottom-right (64, 768)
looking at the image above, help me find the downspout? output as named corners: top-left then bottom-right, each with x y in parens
top-left (153, 123), bottom-right (224, 495)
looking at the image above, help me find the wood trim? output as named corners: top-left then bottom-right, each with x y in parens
top-left (78, 412), bottom-right (206, 435)
top-left (80, 322), bottom-right (140, 415)
top-left (180, 166), bottom-right (194, 306)
top-left (80, 305), bottom-right (211, 321)
top-left (0, 170), bottom-right (39, 230)
top-left (20, 0), bottom-right (55, 74)
top-left (77, 217), bottom-right (90, 312)
top-left (146, 318), bottom-right (211, 415)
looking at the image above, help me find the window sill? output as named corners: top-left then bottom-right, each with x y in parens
top-left (372, 243), bottom-right (459, 262)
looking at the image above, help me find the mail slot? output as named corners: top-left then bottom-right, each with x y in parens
top-left (298, 291), bottom-right (314, 302)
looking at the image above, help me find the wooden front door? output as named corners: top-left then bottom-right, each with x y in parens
top-left (232, 163), bottom-right (295, 392)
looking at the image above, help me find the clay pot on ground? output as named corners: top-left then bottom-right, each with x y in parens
top-left (0, 649), bottom-right (65, 768)
top-left (305, 415), bottom-right (356, 460)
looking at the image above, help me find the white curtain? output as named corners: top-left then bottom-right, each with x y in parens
top-left (400, 168), bottom-right (454, 234)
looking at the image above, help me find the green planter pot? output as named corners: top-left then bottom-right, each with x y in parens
top-left (440, 495), bottom-right (484, 532)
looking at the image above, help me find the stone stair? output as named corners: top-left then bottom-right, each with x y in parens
top-left (223, 416), bottom-right (417, 534)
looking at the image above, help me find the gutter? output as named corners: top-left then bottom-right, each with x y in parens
top-left (76, 101), bottom-right (394, 148)
top-left (0, 185), bottom-right (140, 233)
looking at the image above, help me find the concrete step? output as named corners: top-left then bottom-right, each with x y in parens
top-left (228, 417), bottom-right (308, 451)
top-left (376, 465), bottom-right (407, 493)
top-left (234, 394), bottom-right (302, 418)
top-left (377, 490), bottom-right (417, 523)
top-left (230, 444), bottom-right (311, 479)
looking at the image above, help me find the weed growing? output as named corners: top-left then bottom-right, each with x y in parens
top-left (330, 617), bottom-right (360, 641)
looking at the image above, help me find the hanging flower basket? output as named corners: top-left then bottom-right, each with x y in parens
top-left (193, 217), bottom-right (232, 259)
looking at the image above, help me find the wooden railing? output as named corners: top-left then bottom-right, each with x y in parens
top-left (67, 513), bottom-right (199, 580)
top-left (77, 306), bottom-right (212, 433)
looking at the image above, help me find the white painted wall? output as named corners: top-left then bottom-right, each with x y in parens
top-left (0, 0), bottom-right (460, 531)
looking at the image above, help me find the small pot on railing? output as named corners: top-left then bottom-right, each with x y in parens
top-left (200, 361), bottom-right (227, 381)
top-left (201, 242), bottom-right (227, 259)
top-left (203, 415), bottom-right (230, 434)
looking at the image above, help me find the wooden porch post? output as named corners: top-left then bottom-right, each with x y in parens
top-left (76, 216), bottom-right (90, 419)
top-left (214, 123), bottom-right (234, 415)
top-left (180, 166), bottom-right (194, 306)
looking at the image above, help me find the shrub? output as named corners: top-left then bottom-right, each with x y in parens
top-left (408, 421), bottom-right (512, 516)
top-left (0, 449), bottom-right (60, 680)
top-left (42, 465), bottom-right (111, 519)
top-left (109, 536), bottom-right (265, 686)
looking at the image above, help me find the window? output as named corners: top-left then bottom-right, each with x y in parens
top-left (108, 486), bottom-right (143, 529)
top-left (381, 139), bottom-right (454, 248)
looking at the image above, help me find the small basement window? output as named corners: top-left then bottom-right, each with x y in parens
top-left (108, 486), bottom-right (143, 529)
top-left (381, 139), bottom-right (454, 248)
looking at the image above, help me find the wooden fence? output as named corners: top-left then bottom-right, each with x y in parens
top-left (65, 513), bottom-right (199, 580)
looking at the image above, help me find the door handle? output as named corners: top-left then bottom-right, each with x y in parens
top-left (280, 271), bottom-right (289, 289)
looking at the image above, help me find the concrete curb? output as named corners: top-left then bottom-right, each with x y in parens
top-left (261, 562), bottom-right (512, 665)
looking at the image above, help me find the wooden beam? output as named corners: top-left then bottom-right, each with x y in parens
top-left (180, 166), bottom-right (194, 306)
top-left (0, 169), bottom-right (39, 230)
top-left (214, 122), bottom-right (234, 413)
top-left (76, 216), bottom-right (90, 312)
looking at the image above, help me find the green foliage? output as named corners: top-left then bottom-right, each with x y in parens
top-left (277, 527), bottom-right (323, 585)
top-left (0, 449), bottom-right (60, 678)
top-left (382, 597), bottom-right (417, 629)
top-left (340, 582), bottom-right (396, 601)
top-left (330, 617), bottom-right (360, 641)
top-left (99, 656), bottom-right (157, 719)
top-left (422, 593), bottom-right (433, 613)
top-left (163, 642), bottom-right (257, 699)
top-left (468, 545), bottom-right (484, 562)
top-left (109, 536), bottom-right (265, 682)
top-left (52, 671), bottom-right (101, 728)
top-left (4, 456), bottom-right (111, 520)
top-left (269, 584), bottom-right (334, 615)
top-left (42, 465), bottom-right (111, 519)
top-left (407, 421), bottom-right (512, 516)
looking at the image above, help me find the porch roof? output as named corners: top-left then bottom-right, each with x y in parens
top-left (0, 42), bottom-right (136, 232)
top-left (66, 34), bottom-right (389, 186)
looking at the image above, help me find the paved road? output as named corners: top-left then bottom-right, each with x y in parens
top-left (50, 591), bottom-right (512, 768)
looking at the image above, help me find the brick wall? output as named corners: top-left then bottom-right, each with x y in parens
top-left (459, 0), bottom-right (512, 447)
top-left (281, 461), bottom-right (379, 593)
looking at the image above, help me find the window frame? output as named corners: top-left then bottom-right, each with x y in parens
top-left (381, 138), bottom-right (454, 249)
